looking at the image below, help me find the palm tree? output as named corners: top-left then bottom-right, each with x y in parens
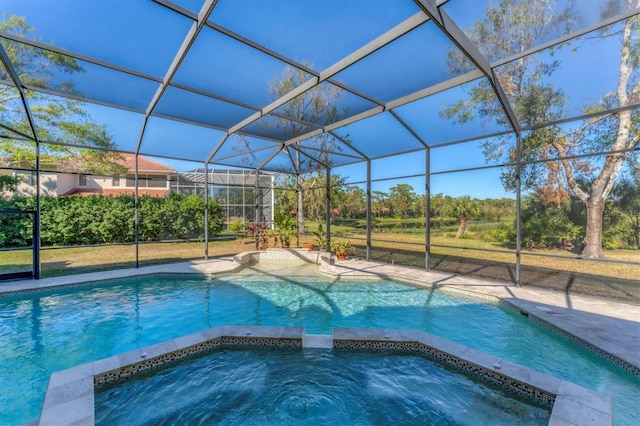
top-left (445, 196), bottom-right (482, 238)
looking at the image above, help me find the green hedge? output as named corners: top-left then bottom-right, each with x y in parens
top-left (0, 193), bottom-right (224, 247)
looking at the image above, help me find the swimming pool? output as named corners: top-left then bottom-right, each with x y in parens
top-left (1, 272), bottom-right (638, 425)
top-left (95, 347), bottom-right (551, 425)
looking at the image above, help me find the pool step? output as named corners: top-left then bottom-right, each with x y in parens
top-left (303, 333), bottom-right (333, 349)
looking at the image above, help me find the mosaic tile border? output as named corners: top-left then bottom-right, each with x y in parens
top-left (334, 329), bottom-right (556, 406)
top-left (39, 325), bottom-right (612, 426)
top-left (332, 328), bottom-right (612, 426)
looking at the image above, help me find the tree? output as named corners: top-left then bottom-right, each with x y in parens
top-left (611, 177), bottom-right (640, 249)
top-left (387, 183), bottom-right (417, 218)
top-left (429, 193), bottom-right (447, 218)
top-left (273, 173), bottom-right (296, 222)
top-left (0, 175), bottom-right (19, 198)
top-left (519, 193), bottom-right (584, 249)
top-left (0, 16), bottom-right (124, 174)
top-left (372, 190), bottom-right (390, 218)
top-left (267, 63), bottom-right (347, 233)
top-left (342, 185), bottom-right (366, 219)
top-left (444, 196), bottom-right (482, 238)
top-left (442, 0), bottom-right (639, 258)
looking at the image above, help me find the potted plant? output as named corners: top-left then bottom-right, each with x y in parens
top-left (301, 240), bottom-right (315, 251)
top-left (330, 239), bottom-right (355, 261)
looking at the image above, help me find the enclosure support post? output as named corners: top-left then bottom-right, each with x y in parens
top-left (0, 44), bottom-right (42, 278)
top-left (296, 172), bottom-right (301, 247)
top-left (204, 162), bottom-right (209, 260)
top-left (270, 175), bottom-right (275, 227)
top-left (34, 144), bottom-right (41, 279)
top-left (515, 135), bottom-right (522, 286)
top-left (255, 168), bottom-right (260, 251)
top-left (134, 154), bottom-right (139, 268)
top-left (366, 159), bottom-right (372, 261)
top-left (325, 167), bottom-right (331, 252)
top-left (425, 147), bottom-right (431, 272)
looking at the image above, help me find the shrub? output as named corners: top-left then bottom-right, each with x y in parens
top-left (228, 219), bottom-right (248, 237)
top-left (1, 193), bottom-right (224, 247)
top-left (479, 225), bottom-right (514, 244)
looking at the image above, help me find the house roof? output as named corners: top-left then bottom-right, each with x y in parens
top-left (119, 154), bottom-right (175, 174)
top-left (61, 187), bottom-right (170, 197)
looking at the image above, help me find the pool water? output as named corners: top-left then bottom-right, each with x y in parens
top-left (95, 348), bottom-right (551, 425)
top-left (0, 273), bottom-right (638, 425)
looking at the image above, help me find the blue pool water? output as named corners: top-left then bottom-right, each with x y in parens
top-left (95, 348), bottom-right (550, 425)
top-left (0, 272), bottom-right (638, 425)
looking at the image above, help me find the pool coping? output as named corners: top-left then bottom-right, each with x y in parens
top-left (38, 325), bottom-right (612, 426)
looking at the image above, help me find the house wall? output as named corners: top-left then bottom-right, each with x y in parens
top-left (13, 172), bottom-right (58, 197)
top-left (56, 173), bottom-right (77, 196)
top-left (91, 176), bottom-right (115, 190)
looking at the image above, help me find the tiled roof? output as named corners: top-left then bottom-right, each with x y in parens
top-left (61, 188), bottom-right (169, 197)
top-left (119, 154), bottom-right (175, 173)
top-left (102, 188), bottom-right (169, 197)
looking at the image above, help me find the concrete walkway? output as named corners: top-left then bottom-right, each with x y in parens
top-left (2, 254), bottom-right (638, 373)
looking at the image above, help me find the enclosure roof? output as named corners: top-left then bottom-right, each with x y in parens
top-left (0, 0), bottom-right (638, 174)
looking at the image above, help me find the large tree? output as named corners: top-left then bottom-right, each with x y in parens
top-left (267, 63), bottom-right (347, 233)
top-left (443, 0), bottom-right (639, 258)
top-left (0, 16), bottom-right (123, 174)
top-left (387, 183), bottom-right (417, 219)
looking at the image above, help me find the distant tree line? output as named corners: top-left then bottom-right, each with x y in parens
top-left (0, 192), bottom-right (224, 247)
top-left (275, 175), bottom-right (639, 251)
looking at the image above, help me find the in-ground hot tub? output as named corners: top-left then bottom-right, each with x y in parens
top-left (40, 326), bottom-right (611, 425)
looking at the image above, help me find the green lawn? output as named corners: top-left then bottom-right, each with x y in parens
top-left (1, 231), bottom-right (637, 302)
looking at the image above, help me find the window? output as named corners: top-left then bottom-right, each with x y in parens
top-left (125, 174), bottom-right (167, 188)
top-left (112, 176), bottom-right (120, 186)
top-left (79, 175), bottom-right (87, 186)
top-left (21, 172), bottom-right (36, 186)
top-left (147, 176), bottom-right (167, 188)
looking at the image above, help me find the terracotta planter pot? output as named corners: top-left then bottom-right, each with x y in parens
top-left (335, 251), bottom-right (348, 261)
top-left (301, 242), bottom-right (315, 251)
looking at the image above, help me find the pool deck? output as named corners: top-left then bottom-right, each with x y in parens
top-left (2, 252), bottom-right (638, 373)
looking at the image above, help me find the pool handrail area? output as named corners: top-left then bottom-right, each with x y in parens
top-left (38, 325), bottom-right (612, 426)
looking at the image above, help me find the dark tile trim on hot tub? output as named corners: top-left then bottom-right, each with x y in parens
top-left (38, 325), bottom-right (611, 426)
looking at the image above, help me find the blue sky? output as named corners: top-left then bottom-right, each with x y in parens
top-left (2, 0), bottom-right (631, 200)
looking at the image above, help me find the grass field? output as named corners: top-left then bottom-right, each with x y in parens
top-left (0, 239), bottom-right (248, 277)
top-left (1, 230), bottom-right (638, 302)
